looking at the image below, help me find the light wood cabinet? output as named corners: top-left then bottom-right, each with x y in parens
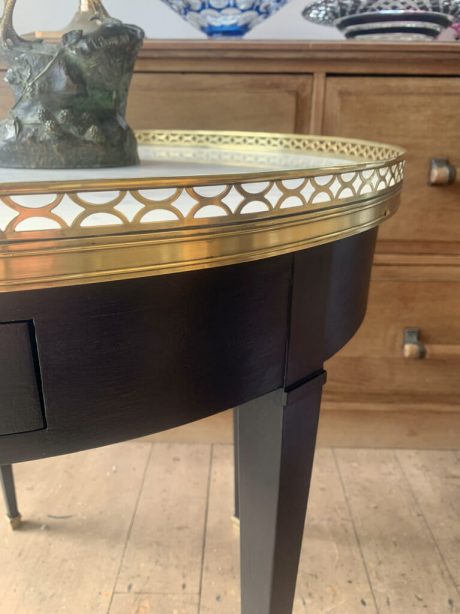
top-left (1, 41), bottom-right (459, 440)
top-left (323, 76), bottom-right (460, 245)
top-left (326, 271), bottom-right (460, 411)
top-left (128, 73), bottom-right (313, 133)
top-left (0, 79), bottom-right (13, 119)
top-left (322, 74), bottom-right (460, 416)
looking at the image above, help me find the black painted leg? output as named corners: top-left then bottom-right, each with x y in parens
top-left (233, 407), bottom-right (240, 521)
top-left (238, 371), bottom-right (326, 614)
top-left (0, 465), bottom-right (22, 530)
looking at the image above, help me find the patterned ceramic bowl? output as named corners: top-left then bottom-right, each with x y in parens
top-left (162, 0), bottom-right (290, 37)
top-left (302, 0), bottom-right (459, 38)
top-left (336, 9), bottom-right (453, 39)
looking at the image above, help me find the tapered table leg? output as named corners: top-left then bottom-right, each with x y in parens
top-left (238, 371), bottom-right (326, 614)
top-left (233, 407), bottom-right (240, 522)
top-left (0, 465), bottom-right (22, 530)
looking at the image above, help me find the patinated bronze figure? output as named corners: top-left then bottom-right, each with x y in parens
top-left (0, 1), bottom-right (144, 168)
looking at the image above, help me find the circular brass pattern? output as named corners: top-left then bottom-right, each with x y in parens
top-left (0, 130), bottom-right (405, 292)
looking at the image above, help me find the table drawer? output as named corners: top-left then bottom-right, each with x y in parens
top-left (323, 76), bottom-right (460, 245)
top-left (324, 272), bottom-right (460, 411)
top-left (127, 73), bottom-right (313, 133)
top-left (0, 322), bottom-right (45, 436)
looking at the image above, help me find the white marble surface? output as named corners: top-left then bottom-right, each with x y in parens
top-left (0, 144), bottom-right (398, 234)
top-left (0, 144), bottom-right (354, 187)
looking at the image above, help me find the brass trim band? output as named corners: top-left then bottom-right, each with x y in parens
top-left (0, 130), bottom-right (405, 292)
top-left (0, 190), bottom-right (401, 292)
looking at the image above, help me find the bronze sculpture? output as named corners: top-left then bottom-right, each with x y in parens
top-left (0, 1), bottom-right (144, 168)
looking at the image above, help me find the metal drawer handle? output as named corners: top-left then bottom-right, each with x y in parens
top-left (428, 158), bottom-right (457, 186)
top-left (403, 327), bottom-right (460, 360)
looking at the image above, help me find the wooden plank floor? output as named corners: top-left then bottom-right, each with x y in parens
top-left (1, 442), bottom-right (459, 614)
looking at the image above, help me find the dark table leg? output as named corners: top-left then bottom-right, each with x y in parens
top-left (238, 371), bottom-right (326, 614)
top-left (0, 464), bottom-right (22, 530)
top-left (233, 407), bottom-right (240, 521)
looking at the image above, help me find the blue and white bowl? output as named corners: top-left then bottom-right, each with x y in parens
top-left (162, 0), bottom-right (290, 37)
top-left (302, 0), bottom-right (459, 39)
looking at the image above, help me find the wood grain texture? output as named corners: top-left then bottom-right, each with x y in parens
top-left (309, 72), bottom-right (326, 134)
top-left (396, 450), bottom-right (460, 588)
top-left (133, 41), bottom-right (460, 76)
top-left (0, 233), bottom-right (376, 466)
top-left (127, 73), bottom-right (313, 133)
top-left (323, 76), bottom-right (460, 246)
top-left (143, 407), bottom-right (460, 450)
top-left (316, 409), bottom-right (460, 450)
top-left (109, 594), bottom-right (199, 614)
top-left (200, 445), bottom-right (240, 614)
top-left (325, 274), bottom-right (460, 409)
top-left (0, 321), bottom-right (44, 436)
top-left (115, 443), bottom-right (211, 595)
top-left (0, 442), bottom-right (151, 614)
top-left (198, 445), bottom-right (378, 614)
top-left (1, 442), bottom-right (459, 612)
top-left (294, 449), bottom-right (376, 613)
top-left (0, 76), bottom-right (13, 119)
top-left (0, 256), bottom-right (291, 465)
top-left (335, 449), bottom-right (460, 613)
top-left (142, 410), bottom-right (234, 445)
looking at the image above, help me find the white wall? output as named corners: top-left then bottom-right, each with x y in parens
top-left (0, 0), bottom-right (341, 40)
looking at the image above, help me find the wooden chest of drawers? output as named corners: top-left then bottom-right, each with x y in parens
top-left (1, 41), bottom-right (458, 444)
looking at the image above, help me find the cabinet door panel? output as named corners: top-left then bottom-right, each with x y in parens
top-left (324, 270), bottom-right (460, 411)
top-left (324, 77), bottom-right (460, 245)
top-left (0, 75), bottom-right (14, 119)
top-left (127, 73), bottom-right (313, 133)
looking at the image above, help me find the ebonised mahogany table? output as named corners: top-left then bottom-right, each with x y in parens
top-left (0, 130), bottom-right (404, 614)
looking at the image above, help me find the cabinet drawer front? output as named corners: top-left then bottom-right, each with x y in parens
top-left (323, 77), bottom-right (460, 245)
top-left (0, 76), bottom-right (14, 119)
top-left (127, 73), bottom-right (313, 133)
top-left (324, 273), bottom-right (460, 410)
top-left (0, 71), bottom-right (313, 134)
top-left (0, 322), bottom-right (45, 436)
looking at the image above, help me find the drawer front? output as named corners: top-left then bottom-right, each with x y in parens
top-left (0, 75), bottom-right (14, 119)
top-left (127, 73), bottom-right (313, 133)
top-left (323, 76), bottom-right (460, 245)
top-left (0, 71), bottom-right (313, 134)
top-left (0, 322), bottom-right (45, 436)
top-left (324, 271), bottom-right (460, 410)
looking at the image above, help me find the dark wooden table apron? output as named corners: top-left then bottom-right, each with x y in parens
top-left (0, 227), bottom-right (376, 614)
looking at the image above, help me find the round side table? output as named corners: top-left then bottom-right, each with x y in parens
top-left (0, 130), bottom-right (405, 614)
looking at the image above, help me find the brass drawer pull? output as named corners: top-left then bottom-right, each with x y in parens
top-left (428, 158), bottom-right (457, 186)
top-left (403, 327), bottom-right (460, 360)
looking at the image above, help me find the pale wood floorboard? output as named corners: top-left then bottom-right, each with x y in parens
top-left (0, 442), bottom-right (151, 614)
top-left (199, 445), bottom-right (240, 614)
top-left (142, 409), bottom-right (460, 450)
top-left (114, 443), bottom-right (211, 596)
top-left (1, 443), bottom-right (459, 613)
top-left (294, 448), bottom-right (377, 614)
top-left (200, 446), bottom-right (377, 614)
top-left (109, 593), bottom-right (199, 614)
top-left (396, 450), bottom-right (460, 589)
top-left (335, 449), bottom-right (460, 614)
